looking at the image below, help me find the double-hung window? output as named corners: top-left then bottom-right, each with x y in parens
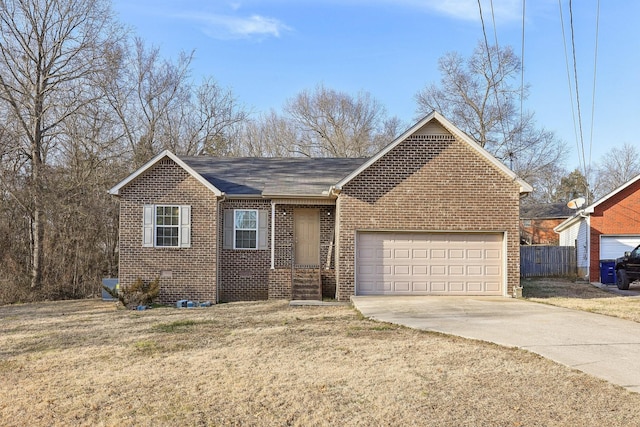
top-left (234, 210), bottom-right (258, 249)
top-left (156, 206), bottom-right (180, 247)
top-left (143, 205), bottom-right (191, 248)
top-left (223, 209), bottom-right (268, 250)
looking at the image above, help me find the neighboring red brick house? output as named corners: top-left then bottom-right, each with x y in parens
top-left (110, 112), bottom-right (532, 303)
top-left (555, 174), bottom-right (640, 281)
top-left (519, 203), bottom-right (574, 245)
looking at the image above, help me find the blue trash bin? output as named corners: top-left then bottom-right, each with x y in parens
top-left (599, 260), bottom-right (616, 284)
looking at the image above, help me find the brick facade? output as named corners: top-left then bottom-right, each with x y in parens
top-left (116, 116), bottom-right (525, 304)
top-left (118, 158), bottom-right (217, 304)
top-left (336, 131), bottom-right (522, 300)
top-left (268, 204), bottom-right (337, 298)
top-left (218, 199), bottom-right (271, 302)
top-left (588, 180), bottom-right (640, 280)
top-left (520, 218), bottom-right (565, 245)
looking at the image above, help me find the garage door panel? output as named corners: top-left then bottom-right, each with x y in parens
top-left (467, 249), bottom-right (483, 259)
top-left (468, 282), bottom-right (483, 292)
top-left (394, 281), bottom-right (410, 292)
top-left (449, 265), bottom-right (464, 275)
top-left (356, 232), bottom-right (504, 296)
top-left (467, 265), bottom-right (483, 275)
top-left (485, 249), bottom-right (501, 259)
top-left (485, 281), bottom-right (501, 292)
top-left (449, 282), bottom-right (465, 292)
top-left (394, 249), bottom-right (410, 259)
top-left (449, 249), bottom-right (465, 259)
top-left (431, 249), bottom-right (446, 259)
top-left (431, 265), bottom-right (446, 275)
top-left (485, 265), bottom-right (501, 276)
top-left (413, 265), bottom-right (428, 275)
top-left (394, 265), bottom-right (410, 275)
top-left (431, 281), bottom-right (446, 292)
top-left (412, 249), bottom-right (428, 259)
top-left (377, 265), bottom-right (391, 275)
top-left (413, 282), bottom-right (428, 291)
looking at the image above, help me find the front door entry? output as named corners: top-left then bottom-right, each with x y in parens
top-left (294, 209), bottom-right (320, 266)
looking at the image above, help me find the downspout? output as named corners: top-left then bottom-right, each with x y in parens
top-left (216, 194), bottom-right (226, 304)
top-left (271, 200), bottom-right (276, 270)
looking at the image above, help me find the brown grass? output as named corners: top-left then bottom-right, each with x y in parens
top-left (523, 278), bottom-right (640, 322)
top-left (2, 299), bottom-right (640, 425)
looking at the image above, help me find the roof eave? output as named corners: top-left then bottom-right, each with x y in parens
top-left (108, 150), bottom-right (223, 197)
top-left (261, 193), bottom-right (336, 199)
top-left (553, 211), bottom-right (585, 233)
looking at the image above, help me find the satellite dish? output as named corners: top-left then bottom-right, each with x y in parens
top-left (567, 197), bottom-right (586, 209)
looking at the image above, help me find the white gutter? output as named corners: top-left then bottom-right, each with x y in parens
top-left (271, 200), bottom-right (276, 270)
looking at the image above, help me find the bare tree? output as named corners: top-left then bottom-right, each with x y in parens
top-left (104, 40), bottom-right (248, 165)
top-left (284, 84), bottom-right (401, 157)
top-left (238, 110), bottom-right (300, 157)
top-left (415, 41), bottom-right (568, 187)
top-left (103, 38), bottom-right (192, 166)
top-left (592, 143), bottom-right (640, 198)
top-left (0, 0), bottom-right (121, 289)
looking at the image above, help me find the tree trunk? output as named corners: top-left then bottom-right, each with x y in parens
top-left (30, 132), bottom-right (44, 290)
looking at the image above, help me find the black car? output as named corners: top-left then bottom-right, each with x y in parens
top-left (615, 245), bottom-right (640, 290)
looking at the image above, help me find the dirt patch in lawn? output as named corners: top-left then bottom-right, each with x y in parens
top-left (2, 299), bottom-right (640, 426)
top-left (523, 277), bottom-right (640, 323)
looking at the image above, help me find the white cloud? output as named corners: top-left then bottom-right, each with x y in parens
top-left (180, 12), bottom-right (292, 40)
top-left (411, 0), bottom-right (522, 22)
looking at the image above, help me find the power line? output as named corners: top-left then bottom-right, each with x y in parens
top-left (568, 0), bottom-right (588, 184)
top-left (477, 0), bottom-right (512, 163)
top-left (558, 0), bottom-right (582, 174)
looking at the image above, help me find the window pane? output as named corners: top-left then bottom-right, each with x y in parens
top-left (235, 210), bottom-right (257, 229)
top-left (156, 224), bottom-right (179, 247)
top-left (235, 230), bottom-right (257, 249)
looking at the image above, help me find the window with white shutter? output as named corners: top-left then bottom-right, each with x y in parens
top-left (142, 204), bottom-right (191, 248)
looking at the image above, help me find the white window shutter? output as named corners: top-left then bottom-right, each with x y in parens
top-left (143, 205), bottom-right (154, 247)
top-left (258, 210), bottom-right (269, 250)
top-left (180, 205), bottom-right (191, 248)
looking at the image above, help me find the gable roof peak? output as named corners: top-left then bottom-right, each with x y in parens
top-left (335, 111), bottom-right (533, 194)
top-left (108, 150), bottom-right (223, 196)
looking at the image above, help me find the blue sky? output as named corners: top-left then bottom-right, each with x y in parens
top-left (112, 0), bottom-right (639, 172)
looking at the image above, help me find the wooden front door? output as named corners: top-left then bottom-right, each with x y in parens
top-left (294, 209), bottom-right (320, 266)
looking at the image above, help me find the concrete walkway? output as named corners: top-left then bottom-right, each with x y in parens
top-left (352, 296), bottom-right (640, 393)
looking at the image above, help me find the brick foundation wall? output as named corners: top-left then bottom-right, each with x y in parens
top-left (336, 130), bottom-right (522, 300)
top-left (118, 158), bottom-right (217, 304)
top-left (589, 180), bottom-right (640, 280)
top-left (268, 268), bottom-right (292, 299)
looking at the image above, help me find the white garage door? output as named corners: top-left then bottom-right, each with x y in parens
top-left (356, 232), bottom-right (504, 296)
top-left (600, 235), bottom-right (640, 260)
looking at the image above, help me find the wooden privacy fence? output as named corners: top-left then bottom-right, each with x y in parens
top-left (520, 246), bottom-right (576, 278)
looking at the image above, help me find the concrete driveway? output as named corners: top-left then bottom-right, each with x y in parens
top-left (352, 296), bottom-right (640, 393)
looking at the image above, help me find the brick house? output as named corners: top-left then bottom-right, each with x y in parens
top-left (555, 174), bottom-right (640, 281)
top-left (519, 203), bottom-right (574, 245)
top-left (110, 111), bottom-right (532, 303)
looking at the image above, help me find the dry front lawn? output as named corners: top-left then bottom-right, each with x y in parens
top-left (523, 278), bottom-right (640, 322)
top-left (2, 299), bottom-right (640, 426)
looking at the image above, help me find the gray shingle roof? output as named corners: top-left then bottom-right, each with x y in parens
top-left (520, 202), bottom-right (575, 219)
top-left (180, 156), bottom-right (368, 196)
